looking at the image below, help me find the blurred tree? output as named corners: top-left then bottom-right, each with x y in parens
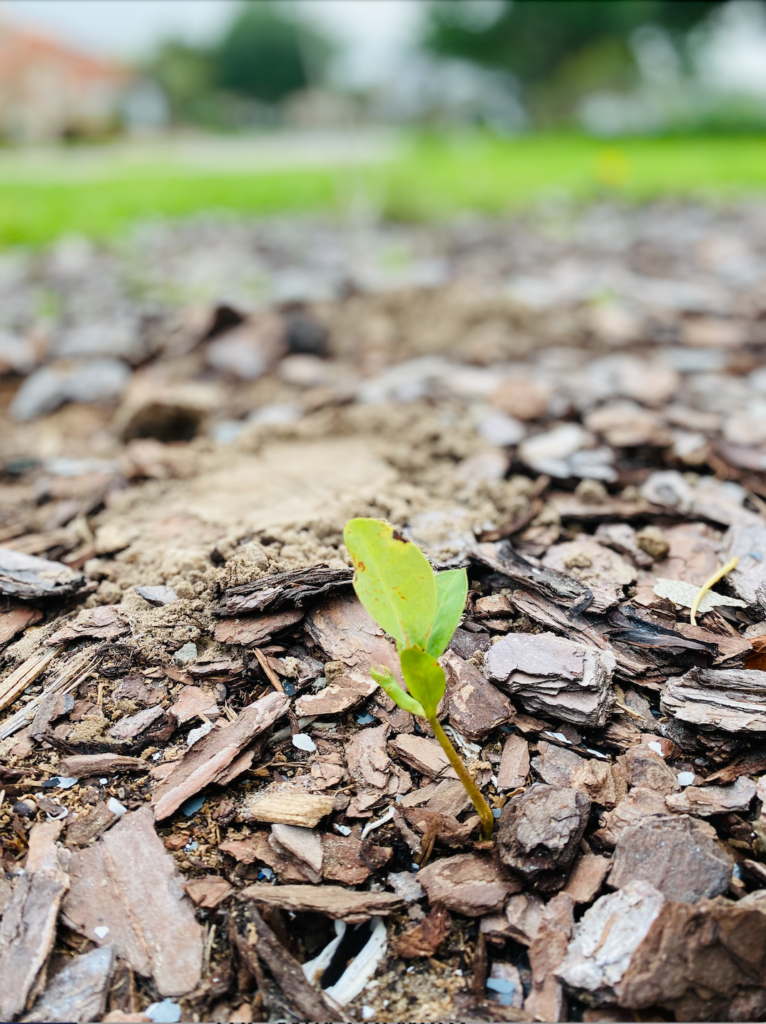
top-left (216, 1), bottom-right (333, 104)
top-left (147, 41), bottom-right (216, 124)
top-left (422, 0), bottom-right (729, 123)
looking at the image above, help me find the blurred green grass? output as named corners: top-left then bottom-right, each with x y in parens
top-left (2, 134), bottom-right (765, 247)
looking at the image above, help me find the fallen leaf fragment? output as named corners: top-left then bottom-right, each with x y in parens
top-left (239, 883), bottom-right (403, 922)
top-left (652, 577), bottom-right (747, 613)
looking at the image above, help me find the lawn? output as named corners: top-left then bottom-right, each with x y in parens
top-left (2, 133), bottom-right (765, 247)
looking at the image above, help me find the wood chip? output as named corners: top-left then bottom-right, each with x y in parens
top-left (497, 784), bottom-right (590, 880)
top-left (65, 803), bottom-right (118, 847)
top-left (244, 789), bottom-right (335, 828)
top-left (486, 631), bottom-right (615, 728)
top-left (440, 650), bottom-right (515, 739)
top-left (271, 823), bottom-right (323, 880)
top-left (62, 805), bottom-right (203, 996)
top-left (417, 853), bottom-right (521, 916)
top-left (610, 815), bottom-right (733, 903)
top-left (214, 608), bottom-right (304, 646)
top-left (239, 883), bottom-right (403, 922)
top-left (58, 754), bottom-right (149, 777)
top-left (542, 540), bottom-right (636, 613)
top-left (152, 691), bottom-right (289, 820)
top-left (0, 821), bottom-right (70, 1021)
top-left (0, 649), bottom-right (59, 714)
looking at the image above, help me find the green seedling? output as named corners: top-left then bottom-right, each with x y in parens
top-left (343, 517), bottom-right (495, 840)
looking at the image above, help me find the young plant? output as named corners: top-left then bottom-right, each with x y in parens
top-left (343, 517), bottom-right (495, 840)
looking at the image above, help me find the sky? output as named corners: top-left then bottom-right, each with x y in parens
top-left (0, 0), bottom-right (424, 86)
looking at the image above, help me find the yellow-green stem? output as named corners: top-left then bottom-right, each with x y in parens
top-left (428, 714), bottom-right (494, 841)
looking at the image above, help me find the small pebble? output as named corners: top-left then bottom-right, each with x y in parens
top-left (173, 642), bottom-right (198, 665)
top-left (292, 733), bottom-right (316, 752)
top-left (145, 999), bottom-right (182, 1024)
top-left (107, 797), bottom-right (127, 816)
top-left (180, 795), bottom-right (205, 816)
top-left (677, 771), bottom-right (695, 787)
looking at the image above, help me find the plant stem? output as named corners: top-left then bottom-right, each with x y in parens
top-left (428, 714), bottom-right (495, 841)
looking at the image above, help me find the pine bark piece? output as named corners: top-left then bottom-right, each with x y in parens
top-left (562, 853), bottom-right (612, 904)
top-left (417, 853), bottom-right (522, 917)
top-left (439, 650), bottom-right (515, 740)
top-left (305, 593), bottom-right (403, 686)
top-left (396, 904), bottom-right (452, 958)
top-left (230, 901), bottom-right (348, 1022)
top-left (239, 883), bottom-right (403, 922)
top-left (471, 541), bottom-right (593, 610)
top-left (294, 673), bottom-right (376, 716)
top-left (270, 823), bottom-right (323, 880)
top-left (556, 881), bottom-right (666, 1006)
top-left (665, 775), bottom-right (756, 816)
top-left (0, 821), bottom-right (70, 1022)
top-left (661, 667), bottom-right (766, 733)
top-left (347, 723), bottom-right (393, 789)
top-left (496, 734), bottom-right (530, 791)
top-left (47, 605), bottom-right (128, 644)
top-left (213, 608), bottom-right (304, 646)
top-left (724, 513), bottom-right (766, 611)
top-left (592, 787), bottom-right (670, 848)
top-left (497, 784), bottom-right (590, 880)
top-left (0, 546), bottom-right (84, 600)
top-left (480, 893), bottom-right (545, 947)
top-left (623, 743), bottom-right (679, 795)
top-left (616, 891), bottom-right (766, 1020)
top-left (168, 684), bottom-right (219, 725)
top-left (542, 540), bottom-right (636, 614)
top-left (22, 946), bottom-right (115, 1024)
top-left (107, 704), bottom-right (164, 740)
top-left (58, 754), bottom-right (149, 778)
top-left (389, 733), bottom-right (459, 780)
top-left (610, 814), bottom-right (733, 904)
top-left (218, 564), bottom-right (353, 615)
top-left (525, 892), bottom-right (575, 1023)
top-left (0, 601), bottom-right (42, 647)
top-left (244, 789), bottom-right (335, 828)
top-left (183, 876), bottom-right (234, 908)
top-left (62, 805), bottom-right (203, 996)
top-left (486, 632), bottom-right (615, 728)
top-left (152, 690), bottom-right (289, 820)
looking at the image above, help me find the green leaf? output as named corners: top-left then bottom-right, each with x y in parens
top-left (344, 518), bottom-right (437, 650)
top-left (400, 647), bottom-right (446, 719)
top-left (426, 569), bottom-right (468, 658)
top-left (370, 666), bottom-right (425, 717)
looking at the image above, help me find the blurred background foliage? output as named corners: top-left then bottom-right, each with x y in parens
top-left (1, 0), bottom-right (765, 246)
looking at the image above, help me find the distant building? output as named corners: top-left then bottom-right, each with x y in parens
top-left (0, 18), bottom-right (131, 141)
